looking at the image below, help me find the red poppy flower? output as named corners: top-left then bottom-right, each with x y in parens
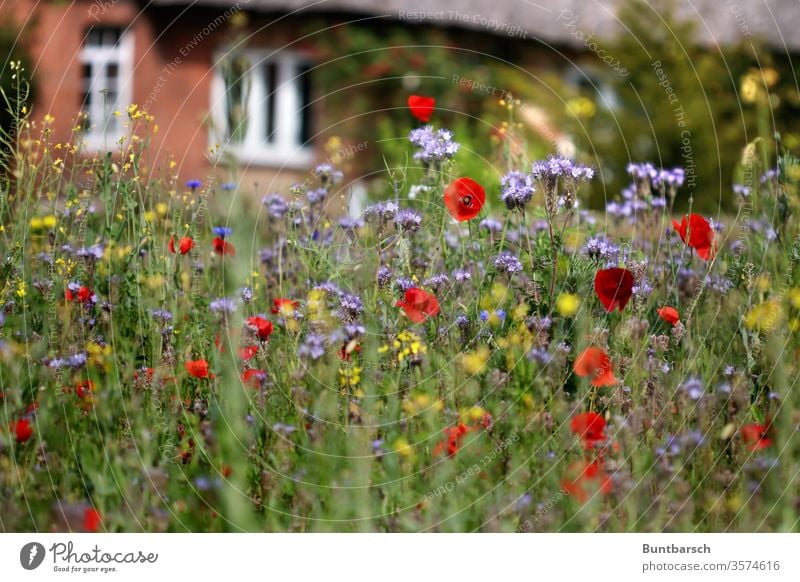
top-left (570, 412), bottom-right (607, 449)
top-left (247, 316), bottom-right (274, 340)
top-left (76, 379), bottom-right (94, 399)
top-left (407, 94), bottom-right (435, 122)
top-left (444, 177), bottom-right (485, 222)
top-left (657, 306), bottom-right (680, 325)
top-left (134, 367), bottom-right (154, 382)
top-left (65, 285), bottom-right (95, 304)
top-left (594, 268), bottom-right (634, 312)
top-left (434, 422), bottom-right (471, 457)
top-left (13, 419), bottom-right (33, 443)
top-left (271, 298), bottom-right (299, 315)
top-left (185, 359), bottom-right (212, 379)
top-left (83, 508), bottom-right (102, 532)
top-left (169, 235), bottom-right (194, 255)
top-left (741, 423), bottom-right (773, 450)
top-left (673, 214), bottom-right (716, 260)
top-left (239, 345), bottom-right (258, 361)
top-left (574, 347), bottom-right (616, 387)
top-left (214, 333), bottom-right (226, 353)
top-left (213, 237), bottom-right (235, 256)
top-left (561, 459), bottom-right (612, 503)
top-left (242, 368), bottom-right (267, 388)
top-left (396, 287), bottom-right (440, 324)
top-left (338, 340), bottom-right (361, 361)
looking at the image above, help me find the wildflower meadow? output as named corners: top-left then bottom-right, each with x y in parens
top-left (1, 67), bottom-right (799, 534)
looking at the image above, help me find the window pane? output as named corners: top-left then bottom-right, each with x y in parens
top-left (107, 63), bottom-right (118, 79)
top-left (84, 27), bottom-right (121, 47)
top-left (101, 28), bottom-right (120, 47)
top-left (82, 63), bottom-right (93, 94)
top-left (86, 28), bottom-right (101, 46)
top-left (297, 63), bottom-right (312, 146)
top-left (264, 62), bottom-right (277, 144)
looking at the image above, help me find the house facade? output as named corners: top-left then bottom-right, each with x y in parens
top-left (7, 0), bottom-right (800, 189)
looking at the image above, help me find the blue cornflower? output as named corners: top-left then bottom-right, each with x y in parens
top-left (212, 226), bottom-right (232, 239)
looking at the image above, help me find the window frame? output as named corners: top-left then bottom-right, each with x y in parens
top-left (210, 48), bottom-right (314, 168)
top-left (78, 27), bottom-right (134, 151)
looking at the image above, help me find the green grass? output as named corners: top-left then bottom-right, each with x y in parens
top-left (1, 79), bottom-right (799, 533)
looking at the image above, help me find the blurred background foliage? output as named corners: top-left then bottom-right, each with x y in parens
top-left (304, 0), bottom-right (800, 213)
top-left (0, 21), bottom-right (34, 178)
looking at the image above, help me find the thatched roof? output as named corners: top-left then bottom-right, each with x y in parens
top-left (150, 0), bottom-right (800, 51)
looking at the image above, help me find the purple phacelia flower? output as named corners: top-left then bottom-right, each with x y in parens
top-left (306, 188), bottom-right (328, 205)
top-left (582, 235), bottom-right (619, 262)
top-left (363, 201), bottom-right (399, 224)
top-left (314, 163), bottom-right (343, 185)
top-left (297, 334), bottom-right (326, 360)
top-left (478, 217), bottom-right (503, 233)
top-left (453, 269), bottom-right (472, 284)
top-left (409, 126), bottom-right (460, 163)
top-left (422, 274), bottom-right (450, 294)
top-left (395, 208), bottom-right (422, 233)
top-left (394, 277), bottom-right (416, 292)
top-left (681, 377), bottom-right (704, 400)
top-left (209, 297), bottom-right (237, 314)
top-left (532, 156), bottom-right (594, 181)
top-left (492, 251), bottom-right (523, 275)
top-left (339, 293), bottom-right (364, 320)
top-left (263, 194), bottom-right (289, 219)
top-left (500, 171), bottom-right (535, 211)
top-left (377, 266), bottom-right (392, 288)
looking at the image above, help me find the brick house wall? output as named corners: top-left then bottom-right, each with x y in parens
top-left (10, 0), bottom-right (313, 189)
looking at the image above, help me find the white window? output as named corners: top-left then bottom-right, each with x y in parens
top-left (79, 27), bottom-right (133, 150)
top-left (211, 49), bottom-right (314, 167)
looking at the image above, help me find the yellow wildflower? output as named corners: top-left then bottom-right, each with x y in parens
top-left (402, 393), bottom-right (443, 415)
top-left (744, 300), bottom-right (782, 333)
top-left (788, 288), bottom-right (800, 309)
top-left (461, 346), bottom-right (491, 375)
top-left (339, 366), bottom-right (362, 388)
top-left (556, 293), bottom-right (580, 317)
top-left (394, 437), bottom-right (415, 460)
